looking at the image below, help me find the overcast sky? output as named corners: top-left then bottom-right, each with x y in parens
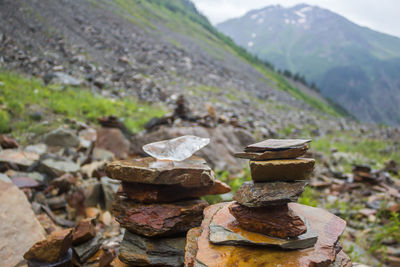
top-left (191, 0), bottom-right (400, 38)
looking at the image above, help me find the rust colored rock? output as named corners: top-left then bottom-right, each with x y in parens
top-left (234, 181), bottom-right (307, 207)
top-left (235, 144), bottom-right (308, 160)
top-left (0, 135), bottom-right (19, 149)
top-left (106, 156), bottom-right (215, 188)
top-left (250, 158), bottom-right (315, 182)
top-left (113, 196), bottom-right (208, 237)
top-left (24, 228), bottom-right (73, 263)
top-left (96, 127), bottom-right (130, 159)
top-left (185, 202), bottom-right (348, 267)
top-left (229, 202), bottom-right (306, 238)
top-left (72, 219), bottom-right (96, 245)
top-left (120, 180), bottom-right (230, 203)
top-left (245, 139), bottom-right (311, 152)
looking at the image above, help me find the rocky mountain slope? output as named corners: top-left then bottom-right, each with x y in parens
top-left (217, 4), bottom-right (400, 125)
top-left (0, 0), bottom-right (351, 140)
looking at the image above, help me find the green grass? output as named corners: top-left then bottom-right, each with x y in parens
top-left (0, 71), bottom-right (165, 141)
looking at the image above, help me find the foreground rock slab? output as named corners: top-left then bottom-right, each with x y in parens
top-left (119, 231), bottom-right (185, 267)
top-left (114, 196), bottom-right (208, 237)
top-left (106, 156), bottom-right (215, 187)
top-left (0, 180), bottom-right (45, 267)
top-left (235, 144), bottom-right (308, 160)
top-left (245, 139), bottom-right (311, 152)
top-left (185, 202), bottom-right (348, 267)
top-left (120, 180), bottom-right (230, 203)
top-left (250, 158), bottom-right (315, 182)
top-left (229, 202), bottom-right (307, 238)
top-left (234, 181), bottom-right (307, 207)
top-left (209, 204), bottom-right (317, 249)
top-left (24, 228), bottom-right (73, 263)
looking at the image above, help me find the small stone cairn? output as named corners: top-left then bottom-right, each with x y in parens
top-left (105, 136), bottom-right (231, 266)
top-left (185, 139), bottom-right (352, 267)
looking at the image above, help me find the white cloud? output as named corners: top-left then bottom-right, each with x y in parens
top-left (192, 0), bottom-right (400, 38)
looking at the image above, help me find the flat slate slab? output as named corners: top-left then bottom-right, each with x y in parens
top-left (234, 145), bottom-right (308, 160)
top-left (245, 139), bottom-right (311, 152)
top-left (119, 231), bottom-right (185, 267)
top-left (209, 204), bottom-right (318, 249)
top-left (184, 202), bottom-right (348, 267)
top-left (250, 158), bottom-right (315, 182)
top-left (234, 181), bottom-right (307, 207)
top-left (106, 156), bottom-right (215, 188)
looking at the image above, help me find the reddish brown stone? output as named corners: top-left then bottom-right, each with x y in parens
top-left (96, 128), bottom-right (130, 159)
top-left (120, 180), bottom-right (230, 203)
top-left (0, 135), bottom-right (19, 149)
top-left (185, 202), bottom-right (348, 267)
top-left (235, 144), bottom-right (308, 160)
top-left (72, 219), bottom-right (96, 245)
top-left (229, 202), bottom-right (306, 238)
top-left (24, 228), bottom-right (73, 263)
top-left (113, 196), bottom-right (208, 237)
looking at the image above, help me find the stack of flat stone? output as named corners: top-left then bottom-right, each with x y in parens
top-left (231, 139), bottom-right (315, 239)
top-left (106, 156), bottom-right (230, 267)
top-left (184, 139), bottom-right (352, 267)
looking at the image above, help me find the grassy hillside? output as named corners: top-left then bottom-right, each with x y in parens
top-left (101, 0), bottom-right (346, 117)
top-left (0, 71), bottom-right (165, 142)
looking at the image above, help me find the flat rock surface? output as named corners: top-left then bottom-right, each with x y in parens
top-left (209, 204), bottom-right (317, 249)
top-left (24, 228), bottom-right (72, 263)
top-left (234, 181), bottom-right (307, 207)
top-left (72, 219), bottom-right (96, 245)
top-left (40, 158), bottom-right (80, 177)
top-left (0, 149), bottom-right (39, 169)
top-left (185, 202), bottom-right (347, 267)
top-left (245, 139), bottom-right (311, 152)
top-left (229, 203), bottom-right (307, 238)
top-left (235, 145), bottom-right (308, 160)
top-left (106, 156), bottom-right (215, 187)
top-left (0, 180), bottom-right (46, 267)
top-left (119, 230), bottom-right (186, 267)
top-left (113, 196), bottom-right (208, 237)
top-left (120, 180), bottom-right (230, 203)
top-left (250, 158), bottom-right (315, 182)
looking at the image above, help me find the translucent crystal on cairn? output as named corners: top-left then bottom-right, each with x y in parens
top-left (143, 135), bottom-right (210, 161)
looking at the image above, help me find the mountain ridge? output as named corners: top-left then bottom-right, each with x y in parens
top-left (217, 3), bottom-right (400, 125)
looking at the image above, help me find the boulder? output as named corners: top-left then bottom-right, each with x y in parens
top-left (229, 202), bottom-right (307, 238)
top-left (96, 128), bottom-right (130, 159)
top-left (234, 181), bottom-right (307, 207)
top-left (250, 158), bottom-right (315, 182)
top-left (0, 149), bottom-right (39, 170)
top-left (106, 156), bottom-right (215, 188)
top-left (0, 180), bottom-right (45, 267)
top-left (119, 231), bottom-right (185, 267)
top-left (113, 196), bottom-right (208, 237)
top-left (120, 180), bottom-right (230, 203)
top-left (23, 228), bottom-right (73, 263)
top-left (43, 127), bottom-right (79, 147)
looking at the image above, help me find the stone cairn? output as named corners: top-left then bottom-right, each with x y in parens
top-left (105, 136), bottom-right (231, 266)
top-left (185, 139), bottom-right (352, 267)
